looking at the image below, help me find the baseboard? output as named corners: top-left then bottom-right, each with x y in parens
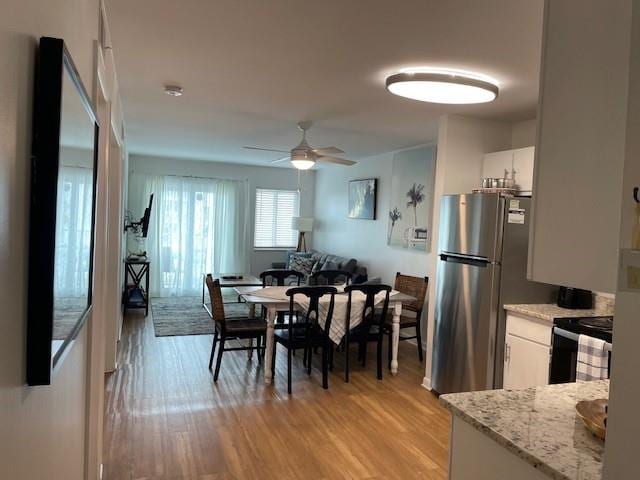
top-left (422, 376), bottom-right (432, 391)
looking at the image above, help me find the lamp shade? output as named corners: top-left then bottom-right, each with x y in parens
top-left (292, 216), bottom-right (314, 232)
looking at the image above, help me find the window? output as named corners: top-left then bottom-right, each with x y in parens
top-left (254, 188), bottom-right (300, 249)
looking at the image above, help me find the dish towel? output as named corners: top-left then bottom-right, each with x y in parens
top-left (576, 334), bottom-right (610, 381)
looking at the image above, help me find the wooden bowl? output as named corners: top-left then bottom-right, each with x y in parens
top-left (575, 399), bottom-right (607, 440)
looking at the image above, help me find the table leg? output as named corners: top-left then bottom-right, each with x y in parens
top-left (263, 306), bottom-right (276, 385)
top-left (391, 302), bottom-right (402, 375)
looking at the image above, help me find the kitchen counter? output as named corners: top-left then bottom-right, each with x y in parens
top-left (440, 381), bottom-right (608, 480)
top-left (504, 301), bottom-right (614, 323)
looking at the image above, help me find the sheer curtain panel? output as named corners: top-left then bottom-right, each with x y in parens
top-left (129, 173), bottom-right (249, 297)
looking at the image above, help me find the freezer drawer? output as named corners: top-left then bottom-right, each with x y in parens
top-left (431, 254), bottom-right (501, 394)
top-left (438, 194), bottom-right (504, 262)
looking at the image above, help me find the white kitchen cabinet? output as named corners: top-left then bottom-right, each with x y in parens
top-left (481, 146), bottom-right (535, 193)
top-left (527, 0), bottom-right (629, 293)
top-left (503, 313), bottom-right (552, 390)
top-left (512, 147), bottom-right (534, 194)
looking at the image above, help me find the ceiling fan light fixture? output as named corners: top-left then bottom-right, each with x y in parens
top-left (291, 159), bottom-right (315, 170)
top-left (385, 70), bottom-right (498, 104)
top-left (290, 149), bottom-right (315, 170)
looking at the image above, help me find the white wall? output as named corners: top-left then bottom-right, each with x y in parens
top-left (129, 154), bottom-right (316, 275)
top-left (511, 119), bottom-right (537, 148)
top-left (313, 146), bottom-right (436, 286)
top-left (0, 1), bottom-right (101, 479)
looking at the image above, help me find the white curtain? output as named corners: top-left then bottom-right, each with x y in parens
top-left (54, 166), bottom-right (94, 297)
top-left (129, 173), bottom-right (249, 297)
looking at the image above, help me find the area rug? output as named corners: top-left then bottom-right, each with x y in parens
top-left (151, 293), bottom-right (250, 337)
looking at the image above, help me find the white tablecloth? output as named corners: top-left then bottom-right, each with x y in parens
top-left (246, 286), bottom-right (395, 344)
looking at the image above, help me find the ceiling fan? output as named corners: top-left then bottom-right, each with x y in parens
top-left (243, 121), bottom-right (357, 169)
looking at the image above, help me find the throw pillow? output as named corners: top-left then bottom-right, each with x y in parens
top-left (286, 251), bottom-right (311, 269)
top-left (289, 255), bottom-right (315, 276)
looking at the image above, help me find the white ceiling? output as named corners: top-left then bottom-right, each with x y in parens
top-left (106, 0), bottom-right (544, 167)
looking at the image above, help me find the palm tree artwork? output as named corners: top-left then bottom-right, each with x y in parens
top-left (388, 207), bottom-right (402, 242)
top-left (406, 183), bottom-right (425, 226)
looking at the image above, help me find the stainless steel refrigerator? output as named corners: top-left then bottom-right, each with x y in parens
top-left (431, 193), bottom-right (555, 394)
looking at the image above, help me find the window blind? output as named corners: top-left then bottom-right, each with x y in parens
top-left (254, 188), bottom-right (300, 248)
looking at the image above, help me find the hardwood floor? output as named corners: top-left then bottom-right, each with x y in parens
top-left (104, 308), bottom-right (450, 480)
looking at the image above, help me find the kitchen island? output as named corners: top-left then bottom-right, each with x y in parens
top-left (440, 381), bottom-right (608, 480)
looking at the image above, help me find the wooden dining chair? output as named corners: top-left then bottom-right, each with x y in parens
top-left (272, 286), bottom-right (337, 394)
top-left (205, 275), bottom-right (266, 381)
top-left (309, 269), bottom-right (352, 286)
top-left (343, 284), bottom-right (391, 382)
top-left (384, 273), bottom-right (429, 364)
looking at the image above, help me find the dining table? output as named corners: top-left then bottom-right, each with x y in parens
top-left (234, 285), bottom-right (417, 385)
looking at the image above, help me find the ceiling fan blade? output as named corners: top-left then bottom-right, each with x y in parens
top-left (317, 156), bottom-right (357, 166)
top-left (270, 156), bottom-right (291, 164)
top-left (313, 146), bottom-right (344, 155)
top-left (244, 146), bottom-right (290, 153)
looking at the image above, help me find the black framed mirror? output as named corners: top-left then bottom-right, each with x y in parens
top-left (27, 37), bottom-right (99, 385)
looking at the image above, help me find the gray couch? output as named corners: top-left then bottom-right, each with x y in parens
top-left (271, 249), bottom-right (368, 284)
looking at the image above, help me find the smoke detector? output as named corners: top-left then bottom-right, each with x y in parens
top-left (164, 85), bottom-right (183, 97)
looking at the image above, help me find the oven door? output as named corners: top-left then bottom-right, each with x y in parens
top-left (550, 327), bottom-right (612, 383)
top-left (550, 327), bottom-right (578, 384)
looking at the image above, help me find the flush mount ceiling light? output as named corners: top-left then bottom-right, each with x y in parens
top-left (385, 69), bottom-right (499, 104)
top-left (164, 85), bottom-right (184, 97)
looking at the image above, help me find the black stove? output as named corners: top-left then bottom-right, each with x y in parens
top-left (549, 316), bottom-right (613, 384)
top-left (553, 316), bottom-right (613, 342)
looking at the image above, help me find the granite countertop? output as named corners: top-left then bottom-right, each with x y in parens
top-left (440, 381), bottom-right (608, 480)
top-left (504, 302), bottom-right (614, 323)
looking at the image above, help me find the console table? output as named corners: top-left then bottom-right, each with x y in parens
top-left (123, 259), bottom-right (150, 316)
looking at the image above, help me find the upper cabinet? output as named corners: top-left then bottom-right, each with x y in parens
top-left (527, 0), bottom-right (631, 293)
top-left (482, 146), bottom-right (535, 194)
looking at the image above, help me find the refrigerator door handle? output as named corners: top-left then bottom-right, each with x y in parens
top-left (439, 252), bottom-right (491, 268)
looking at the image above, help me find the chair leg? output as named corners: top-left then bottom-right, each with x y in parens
top-left (256, 335), bottom-right (263, 365)
top-left (307, 347), bottom-right (313, 375)
top-left (287, 346), bottom-right (293, 395)
top-left (213, 337), bottom-right (225, 381)
top-left (388, 331), bottom-right (393, 370)
top-left (248, 338), bottom-right (254, 360)
top-left (209, 330), bottom-right (219, 370)
top-left (361, 340), bottom-right (367, 367)
top-left (416, 322), bottom-right (424, 362)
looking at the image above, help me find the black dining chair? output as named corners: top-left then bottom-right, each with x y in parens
top-left (343, 283), bottom-right (391, 382)
top-left (272, 286), bottom-right (337, 394)
top-left (259, 269), bottom-right (305, 287)
top-left (259, 269), bottom-right (305, 328)
top-left (205, 275), bottom-right (266, 382)
top-left (310, 269), bottom-right (352, 286)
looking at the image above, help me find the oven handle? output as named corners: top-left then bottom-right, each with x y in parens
top-left (553, 326), bottom-right (612, 352)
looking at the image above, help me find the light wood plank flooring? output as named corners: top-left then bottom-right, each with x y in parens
top-left (104, 308), bottom-right (450, 479)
